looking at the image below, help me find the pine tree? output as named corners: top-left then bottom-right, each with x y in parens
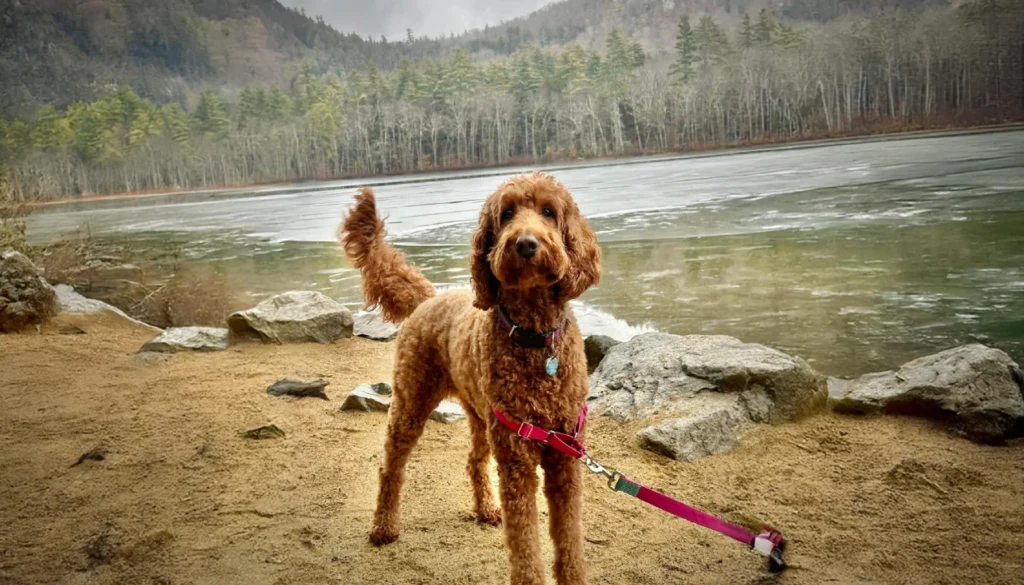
top-left (669, 15), bottom-right (695, 84)
top-left (631, 41), bottom-right (645, 68)
top-left (30, 104), bottom-right (71, 151)
top-left (740, 12), bottom-right (755, 49)
top-left (194, 90), bottom-right (231, 140)
top-left (160, 104), bottom-right (192, 148)
top-left (268, 88), bottom-right (294, 120)
top-left (445, 48), bottom-right (475, 98)
top-left (756, 9), bottom-right (777, 45)
top-left (694, 16), bottom-right (731, 68)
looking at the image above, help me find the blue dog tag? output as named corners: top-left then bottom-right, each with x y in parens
top-left (545, 356), bottom-right (559, 377)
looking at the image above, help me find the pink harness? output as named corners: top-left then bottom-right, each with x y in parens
top-left (491, 402), bottom-right (787, 573)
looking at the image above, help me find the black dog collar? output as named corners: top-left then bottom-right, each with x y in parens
top-left (497, 305), bottom-right (565, 349)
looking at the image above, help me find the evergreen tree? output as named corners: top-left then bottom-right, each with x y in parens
top-left (740, 12), bottom-right (756, 49)
top-left (669, 15), bottom-right (695, 84)
top-left (194, 90), bottom-right (230, 140)
top-left (30, 105), bottom-right (71, 151)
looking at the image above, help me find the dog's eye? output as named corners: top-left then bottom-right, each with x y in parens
top-left (501, 208), bottom-right (515, 222)
top-left (542, 207), bottom-right (555, 219)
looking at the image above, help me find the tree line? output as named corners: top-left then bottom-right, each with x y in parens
top-left (1, 0), bottom-right (1021, 201)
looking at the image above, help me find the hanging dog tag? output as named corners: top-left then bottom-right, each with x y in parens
top-left (545, 356), bottom-right (559, 377)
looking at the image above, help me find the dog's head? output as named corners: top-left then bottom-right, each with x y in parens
top-left (470, 172), bottom-right (601, 309)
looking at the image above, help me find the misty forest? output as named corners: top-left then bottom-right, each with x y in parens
top-left (1, 0), bottom-right (1022, 200)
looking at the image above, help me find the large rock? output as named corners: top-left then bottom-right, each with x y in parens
top-left (584, 335), bottom-right (620, 374)
top-left (227, 291), bottom-right (353, 344)
top-left (139, 327), bottom-right (229, 353)
top-left (53, 284), bottom-right (161, 332)
top-left (0, 250), bottom-right (57, 332)
top-left (830, 344), bottom-right (1024, 443)
top-left (588, 333), bottom-right (826, 462)
top-left (353, 310), bottom-right (399, 341)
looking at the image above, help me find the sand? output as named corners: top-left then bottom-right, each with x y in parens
top-left (1, 314), bottom-right (1022, 585)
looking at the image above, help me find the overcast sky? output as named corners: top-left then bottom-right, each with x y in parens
top-left (279, 0), bottom-right (556, 40)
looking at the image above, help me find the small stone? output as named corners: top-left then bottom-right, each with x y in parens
top-left (430, 400), bottom-right (466, 424)
top-left (370, 382), bottom-right (392, 396)
top-left (241, 425), bottom-right (286, 440)
top-left (341, 385), bottom-right (391, 412)
top-left (267, 378), bottom-right (329, 400)
top-left (139, 327), bottom-right (229, 353)
top-left (72, 447), bottom-right (107, 467)
top-left (353, 310), bottom-right (399, 341)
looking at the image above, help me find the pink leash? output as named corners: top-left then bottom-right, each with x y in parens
top-left (491, 403), bottom-right (787, 573)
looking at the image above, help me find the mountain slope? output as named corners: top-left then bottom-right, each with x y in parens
top-left (0, 0), bottom-right (443, 116)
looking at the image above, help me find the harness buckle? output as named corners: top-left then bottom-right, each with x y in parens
top-left (517, 422), bottom-right (534, 438)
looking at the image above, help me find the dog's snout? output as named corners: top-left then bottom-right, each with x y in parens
top-left (515, 234), bottom-right (539, 259)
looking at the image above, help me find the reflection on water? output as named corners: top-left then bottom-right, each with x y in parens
top-left (28, 130), bottom-right (1024, 377)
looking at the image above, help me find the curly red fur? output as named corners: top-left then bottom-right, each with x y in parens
top-left (339, 187), bottom-right (435, 322)
top-left (341, 172), bottom-right (601, 585)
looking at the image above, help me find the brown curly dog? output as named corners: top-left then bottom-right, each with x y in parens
top-left (339, 171), bottom-right (601, 585)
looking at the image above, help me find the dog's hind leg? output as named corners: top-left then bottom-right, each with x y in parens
top-left (466, 409), bottom-right (501, 525)
top-left (369, 360), bottom-right (444, 546)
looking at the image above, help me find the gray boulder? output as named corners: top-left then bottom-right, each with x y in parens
top-left (53, 284), bottom-right (161, 332)
top-left (588, 332), bottom-right (826, 462)
top-left (341, 384), bottom-right (391, 412)
top-left (0, 250), bottom-right (57, 332)
top-left (830, 344), bottom-right (1024, 443)
top-left (227, 291), bottom-right (353, 344)
top-left (589, 333), bottom-right (826, 424)
top-left (430, 400), bottom-right (466, 424)
top-left (354, 310), bottom-right (399, 341)
top-left (139, 327), bottom-right (229, 353)
top-left (584, 335), bottom-right (621, 374)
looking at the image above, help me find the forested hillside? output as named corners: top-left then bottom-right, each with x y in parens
top-left (1, 0), bottom-right (1022, 200)
top-left (0, 0), bottom-right (446, 116)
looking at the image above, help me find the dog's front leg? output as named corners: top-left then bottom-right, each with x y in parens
top-left (492, 430), bottom-right (546, 585)
top-left (542, 449), bottom-right (587, 585)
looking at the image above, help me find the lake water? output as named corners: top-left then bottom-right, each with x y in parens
top-left (28, 129), bottom-right (1024, 377)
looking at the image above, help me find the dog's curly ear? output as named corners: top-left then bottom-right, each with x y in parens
top-left (470, 202), bottom-right (499, 310)
top-left (559, 201), bottom-right (601, 300)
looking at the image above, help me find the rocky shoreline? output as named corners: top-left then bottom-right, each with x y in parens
top-left (5, 249), bottom-right (1022, 469)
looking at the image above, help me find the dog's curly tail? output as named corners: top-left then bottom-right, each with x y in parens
top-left (339, 187), bottom-right (435, 323)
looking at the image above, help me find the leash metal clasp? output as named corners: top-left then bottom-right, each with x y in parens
top-left (582, 454), bottom-right (621, 490)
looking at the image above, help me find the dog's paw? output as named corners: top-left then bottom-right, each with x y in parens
top-left (475, 506), bottom-right (502, 526)
top-left (369, 525), bottom-right (399, 546)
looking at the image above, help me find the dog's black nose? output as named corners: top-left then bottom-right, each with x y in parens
top-left (516, 234), bottom-right (539, 258)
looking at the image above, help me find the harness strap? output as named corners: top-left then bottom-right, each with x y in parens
top-left (490, 403), bottom-right (588, 460)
